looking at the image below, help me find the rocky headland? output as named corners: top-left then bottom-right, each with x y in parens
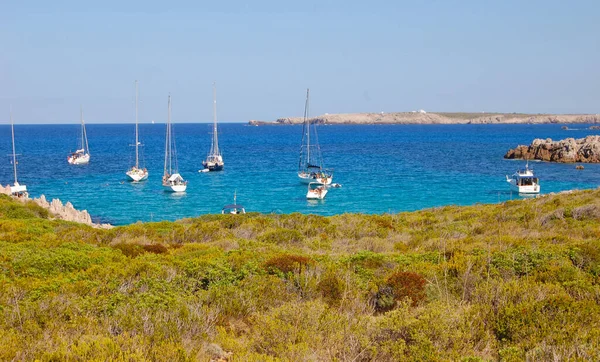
top-left (0, 186), bottom-right (112, 228)
top-left (504, 135), bottom-right (600, 163)
top-left (249, 112), bottom-right (600, 125)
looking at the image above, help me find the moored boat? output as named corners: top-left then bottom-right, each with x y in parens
top-left (8, 109), bottom-right (27, 198)
top-left (506, 161), bottom-right (540, 194)
top-left (126, 80), bottom-right (148, 182)
top-left (202, 82), bottom-right (224, 172)
top-left (298, 89), bottom-right (332, 185)
top-left (306, 182), bottom-right (328, 200)
top-left (67, 107), bottom-right (90, 165)
top-left (162, 95), bottom-right (187, 192)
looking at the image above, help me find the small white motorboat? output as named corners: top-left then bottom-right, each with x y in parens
top-left (221, 192), bottom-right (245, 214)
top-left (506, 162), bottom-right (540, 194)
top-left (307, 182), bottom-right (328, 200)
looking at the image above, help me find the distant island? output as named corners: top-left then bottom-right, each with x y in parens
top-left (249, 112), bottom-right (600, 125)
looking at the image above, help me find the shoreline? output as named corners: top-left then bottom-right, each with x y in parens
top-left (1, 186), bottom-right (112, 229)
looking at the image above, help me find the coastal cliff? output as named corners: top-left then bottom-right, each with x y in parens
top-left (504, 135), bottom-right (600, 163)
top-left (249, 112), bottom-right (600, 125)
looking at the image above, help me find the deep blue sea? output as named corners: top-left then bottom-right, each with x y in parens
top-left (1, 123), bottom-right (599, 225)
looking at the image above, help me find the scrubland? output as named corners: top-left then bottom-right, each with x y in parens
top-left (1, 190), bottom-right (600, 361)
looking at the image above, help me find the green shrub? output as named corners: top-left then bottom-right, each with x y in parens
top-left (385, 271), bottom-right (427, 306)
top-left (142, 244), bottom-right (168, 254)
top-left (264, 254), bottom-right (311, 275)
top-left (258, 228), bottom-right (304, 244)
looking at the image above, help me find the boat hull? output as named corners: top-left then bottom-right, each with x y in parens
top-left (10, 183), bottom-right (28, 197)
top-left (68, 154), bottom-right (90, 165)
top-left (307, 189), bottom-right (328, 199)
top-left (298, 172), bottom-right (332, 185)
top-left (507, 180), bottom-right (540, 194)
top-left (126, 168), bottom-right (148, 182)
top-left (163, 184), bottom-right (187, 192)
top-left (202, 161), bottom-right (224, 172)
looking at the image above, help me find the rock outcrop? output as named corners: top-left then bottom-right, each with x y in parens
top-left (504, 135), bottom-right (600, 163)
top-left (0, 188), bottom-right (112, 228)
top-left (249, 112), bottom-right (600, 126)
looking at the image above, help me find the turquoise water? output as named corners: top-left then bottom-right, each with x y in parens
top-left (1, 123), bottom-right (599, 225)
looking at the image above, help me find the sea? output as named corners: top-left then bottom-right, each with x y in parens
top-left (1, 123), bottom-right (599, 225)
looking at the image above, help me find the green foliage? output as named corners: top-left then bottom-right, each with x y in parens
top-left (258, 228), bottom-right (304, 244)
top-left (263, 254), bottom-right (311, 275)
top-left (386, 271), bottom-right (427, 306)
top-left (2, 190), bottom-right (600, 360)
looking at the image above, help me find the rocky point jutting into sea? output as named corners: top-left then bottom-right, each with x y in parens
top-left (504, 135), bottom-right (600, 163)
top-left (0, 186), bottom-right (112, 228)
top-left (249, 112), bottom-right (600, 125)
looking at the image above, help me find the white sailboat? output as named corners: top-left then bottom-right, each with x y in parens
top-left (298, 89), bottom-right (333, 185)
top-left (162, 95), bottom-right (187, 192)
top-left (126, 80), bottom-right (149, 182)
top-left (8, 109), bottom-right (27, 197)
top-left (67, 106), bottom-right (90, 165)
top-left (202, 82), bottom-right (224, 172)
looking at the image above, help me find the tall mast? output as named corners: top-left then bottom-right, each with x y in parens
top-left (164, 95), bottom-right (170, 176)
top-left (135, 80), bottom-right (139, 168)
top-left (210, 82), bottom-right (220, 157)
top-left (80, 105), bottom-right (89, 154)
top-left (80, 106), bottom-right (84, 151)
top-left (10, 108), bottom-right (18, 184)
top-left (305, 88), bottom-right (310, 165)
top-left (168, 95), bottom-right (172, 174)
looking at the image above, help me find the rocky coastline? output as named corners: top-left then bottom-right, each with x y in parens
top-left (0, 186), bottom-right (112, 228)
top-left (504, 135), bottom-right (600, 163)
top-left (249, 112), bottom-right (600, 126)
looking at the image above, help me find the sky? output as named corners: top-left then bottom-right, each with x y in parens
top-left (1, 0), bottom-right (599, 123)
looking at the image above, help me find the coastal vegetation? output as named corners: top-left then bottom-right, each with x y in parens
top-left (1, 190), bottom-right (600, 360)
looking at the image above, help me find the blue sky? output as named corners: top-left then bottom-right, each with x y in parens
top-left (1, 0), bottom-right (599, 123)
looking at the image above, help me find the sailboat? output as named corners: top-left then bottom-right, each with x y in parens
top-left (67, 106), bottom-right (90, 165)
top-left (298, 89), bottom-right (333, 185)
top-left (202, 82), bottom-right (224, 172)
top-left (162, 95), bottom-right (187, 192)
top-left (126, 80), bottom-right (148, 182)
top-left (8, 109), bottom-right (27, 197)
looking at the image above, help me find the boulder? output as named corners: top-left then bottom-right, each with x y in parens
top-left (505, 135), bottom-right (600, 163)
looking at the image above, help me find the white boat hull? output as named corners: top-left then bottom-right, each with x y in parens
top-left (507, 179), bottom-right (540, 194)
top-left (10, 183), bottom-right (27, 197)
top-left (307, 188), bottom-right (328, 199)
top-left (126, 168), bottom-right (148, 182)
top-left (163, 184), bottom-right (187, 192)
top-left (298, 172), bottom-right (333, 185)
top-left (68, 153), bottom-right (90, 165)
